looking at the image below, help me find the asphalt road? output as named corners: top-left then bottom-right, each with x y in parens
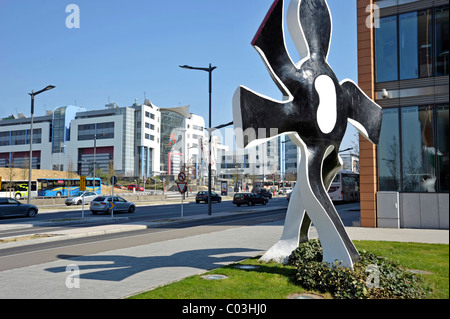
top-left (0, 198), bottom-right (360, 271)
top-left (0, 197), bottom-right (289, 237)
top-left (0, 197), bottom-right (360, 238)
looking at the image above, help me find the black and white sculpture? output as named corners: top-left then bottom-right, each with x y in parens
top-left (233, 0), bottom-right (382, 268)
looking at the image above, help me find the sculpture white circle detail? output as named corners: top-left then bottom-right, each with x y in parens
top-left (315, 75), bottom-right (337, 134)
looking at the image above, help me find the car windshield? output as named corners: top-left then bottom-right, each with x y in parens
top-left (93, 197), bottom-right (105, 202)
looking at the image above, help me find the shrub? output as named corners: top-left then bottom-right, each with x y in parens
top-left (287, 239), bottom-right (429, 299)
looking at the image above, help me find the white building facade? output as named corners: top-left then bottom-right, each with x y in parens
top-left (0, 100), bottom-right (209, 182)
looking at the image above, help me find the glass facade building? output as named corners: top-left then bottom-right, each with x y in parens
top-left (375, 3), bottom-right (449, 194)
top-left (360, 0), bottom-right (449, 229)
top-left (160, 108), bottom-right (186, 174)
top-left (376, 6), bottom-right (449, 82)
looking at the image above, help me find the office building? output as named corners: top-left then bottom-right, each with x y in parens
top-left (358, 0), bottom-right (448, 229)
top-left (0, 100), bottom-right (207, 182)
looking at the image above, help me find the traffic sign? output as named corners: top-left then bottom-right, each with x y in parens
top-left (80, 176), bottom-right (86, 191)
top-left (178, 172), bottom-right (186, 182)
top-left (109, 202), bottom-right (116, 210)
top-left (177, 182), bottom-right (187, 194)
top-left (110, 175), bottom-right (118, 185)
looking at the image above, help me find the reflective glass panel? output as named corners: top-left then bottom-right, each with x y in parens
top-left (376, 15), bottom-right (398, 82)
top-left (401, 106), bottom-right (436, 192)
top-left (378, 108), bottom-right (401, 191)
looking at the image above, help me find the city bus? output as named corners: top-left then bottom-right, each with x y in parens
top-left (37, 178), bottom-right (101, 197)
top-left (0, 180), bottom-right (38, 199)
top-left (328, 171), bottom-right (360, 202)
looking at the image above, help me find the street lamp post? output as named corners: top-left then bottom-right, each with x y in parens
top-left (93, 132), bottom-right (108, 194)
top-left (28, 85), bottom-right (55, 204)
top-left (179, 64), bottom-right (216, 215)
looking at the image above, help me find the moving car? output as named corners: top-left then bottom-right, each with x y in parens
top-left (114, 184), bottom-right (127, 190)
top-left (278, 187), bottom-right (293, 195)
top-left (65, 191), bottom-right (98, 206)
top-left (233, 193), bottom-right (267, 207)
top-left (90, 196), bottom-right (136, 214)
top-left (127, 184), bottom-right (144, 191)
top-left (0, 197), bottom-right (38, 218)
top-left (195, 191), bottom-right (222, 203)
top-left (252, 187), bottom-right (273, 199)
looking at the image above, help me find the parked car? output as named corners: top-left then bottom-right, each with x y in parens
top-left (233, 193), bottom-right (267, 207)
top-left (195, 191), bottom-right (222, 203)
top-left (65, 191), bottom-right (98, 206)
top-left (0, 197), bottom-right (38, 218)
top-left (127, 184), bottom-right (144, 191)
top-left (114, 184), bottom-right (127, 190)
top-left (90, 196), bottom-right (136, 214)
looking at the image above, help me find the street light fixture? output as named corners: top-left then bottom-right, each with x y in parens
top-left (179, 64), bottom-right (216, 215)
top-left (338, 147), bottom-right (353, 153)
top-left (28, 85), bottom-right (55, 204)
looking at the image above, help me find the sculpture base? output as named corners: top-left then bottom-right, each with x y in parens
top-left (259, 239), bottom-right (298, 265)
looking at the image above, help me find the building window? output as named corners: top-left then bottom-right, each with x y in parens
top-left (78, 124), bottom-right (95, 141)
top-left (401, 105), bottom-right (435, 192)
top-left (399, 12), bottom-right (418, 80)
top-left (0, 129), bottom-right (42, 146)
top-left (435, 7), bottom-right (449, 76)
top-left (436, 105), bottom-right (449, 191)
top-left (418, 9), bottom-right (433, 78)
top-left (0, 132), bottom-right (9, 146)
top-left (376, 6), bottom-right (449, 82)
top-left (378, 108), bottom-right (401, 192)
top-left (376, 15), bottom-right (398, 82)
top-left (378, 104), bottom-right (449, 193)
top-left (145, 112), bottom-right (155, 120)
top-left (78, 122), bottom-right (114, 141)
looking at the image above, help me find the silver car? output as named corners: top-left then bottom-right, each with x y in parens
top-left (65, 191), bottom-right (99, 206)
top-left (90, 196), bottom-right (135, 214)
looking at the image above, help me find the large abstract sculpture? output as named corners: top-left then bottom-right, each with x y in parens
top-left (233, 0), bottom-right (382, 268)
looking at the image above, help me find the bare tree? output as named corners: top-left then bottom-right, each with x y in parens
top-left (21, 157), bottom-right (29, 180)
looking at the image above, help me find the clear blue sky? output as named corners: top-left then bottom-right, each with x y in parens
top-left (0, 0), bottom-right (359, 150)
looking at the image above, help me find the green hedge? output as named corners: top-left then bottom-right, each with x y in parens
top-left (287, 239), bottom-right (429, 299)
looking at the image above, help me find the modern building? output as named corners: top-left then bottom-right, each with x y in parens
top-left (159, 106), bottom-right (207, 178)
top-left (358, 0), bottom-right (448, 229)
top-left (217, 137), bottom-right (281, 185)
top-left (0, 105), bottom-right (86, 171)
top-left (0, 100), bottom-right (208, 182)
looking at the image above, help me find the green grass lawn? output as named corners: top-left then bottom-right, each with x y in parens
top-left (129, 241), bottom-right (448, 299)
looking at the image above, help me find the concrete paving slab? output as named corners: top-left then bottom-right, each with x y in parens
top-left (0, 221), bottom-right (283, 299)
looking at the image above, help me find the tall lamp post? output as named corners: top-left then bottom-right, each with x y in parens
top-left (28, 85), bottom-right (55, 204)
top-left (179, 64), bottom-right (216, 215)
top-left (93, 132), bottom-right (108, 194)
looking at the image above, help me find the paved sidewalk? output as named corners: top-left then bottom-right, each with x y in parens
top-left (0, 209), bottom-right (448, 299)
top-left (0, 220), bottom-right (284, 299)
